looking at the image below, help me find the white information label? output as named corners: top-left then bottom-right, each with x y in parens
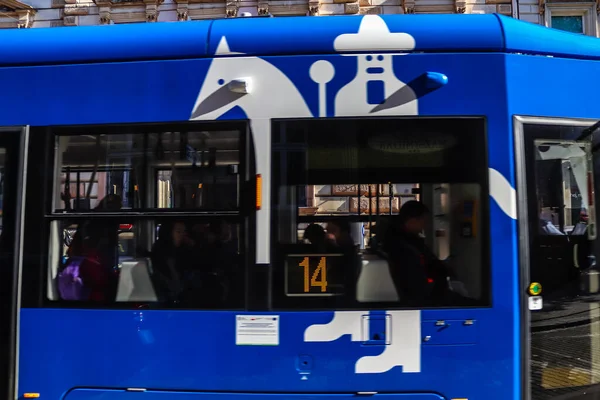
top-left (529, 296), bottom-right (543, 311)
top-left (236, 315), bottom-right (280, 346)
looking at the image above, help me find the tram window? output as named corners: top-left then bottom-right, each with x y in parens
top-left (533, 140), bottom-right (594, 237)
top-left (44, 122), bottom-right (248, 309)
top-left (271, 118), bottom-right (490, 309)
top-left (521, 123), bottom-right (598, 299)
top-left (46, 217), bottom-right (243, 308)
top-left (54, 129), bottom-right (241, 211)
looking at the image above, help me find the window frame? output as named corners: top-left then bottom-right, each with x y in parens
top-left (50, 121), bottom-right (246, 215)
top-left (22, 120), bottom-right (256, 310)
top-left (545, 2), bottom-right (597, 37)
top-left (513, 115), bottom-right (600, 400)
top-left (269, 116), bottom-right (492, 310)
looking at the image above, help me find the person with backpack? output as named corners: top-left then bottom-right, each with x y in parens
top-left (57, 195), bottom-right (122, 302)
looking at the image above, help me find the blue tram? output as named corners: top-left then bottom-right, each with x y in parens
top-left (0, 12), bottom-right (598, 400)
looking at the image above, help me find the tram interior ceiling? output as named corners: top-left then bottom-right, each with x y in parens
top-left (58, 130), bottom-right (240, 211)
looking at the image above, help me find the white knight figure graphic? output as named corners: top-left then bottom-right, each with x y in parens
top-left (189, 36), bottom-right (312, 121)
top-left (334, 15), bottom-right (419, 117)
top-left (187, 16), bottom-right (425, 265)
top-left (190, 16), bottom-right (420, 121)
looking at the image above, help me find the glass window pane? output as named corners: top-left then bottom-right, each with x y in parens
top-left (551, 15), bottom-right (584, 34)
top-left (47, 217), bottom-right (243, 309)
top-left (534, 140), bottom-right (593, 236)
top-left (271, 118), bottom-right (489, 309)
top-left (55, 129), bottom-right (241, 212)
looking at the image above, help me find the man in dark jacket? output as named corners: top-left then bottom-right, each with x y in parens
top-left (383, 201), bottom-right (451, 306)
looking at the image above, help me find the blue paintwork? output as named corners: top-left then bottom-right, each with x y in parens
top-left (0, 22), bottom-right (212, 66)
top-left (64, 391), bottom-right (445, 400)
top-left (207, 14), bottom-right (505, 56)
top-left (499, 14), bottom-right (600, 60)
top-left (3, 14), bottom-right (600, 66)
top-left (16, 52), bottom-right (515, 400)
top-left (8, 12), bottom-right (600, 400)
top-left (21, 309), bottom-right (498, 399)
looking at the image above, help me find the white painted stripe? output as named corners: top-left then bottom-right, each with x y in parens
top-left (489, 168), bottom-right (517, 220)
top-left (251, 118), bottom-right (271, 264)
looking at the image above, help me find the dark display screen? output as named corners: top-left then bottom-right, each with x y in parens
top-left (285, 254), bottom-right (344, 296)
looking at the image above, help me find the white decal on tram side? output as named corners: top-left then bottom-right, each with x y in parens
top-left (304, 310), bottom-right (421, 374)
top-left (489, 167), bottom-right (517, 220)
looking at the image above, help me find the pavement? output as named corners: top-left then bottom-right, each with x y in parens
top-left (530, 292), bottom-right (600, 399)
top-left (532, 294), bottom-right (600, 332)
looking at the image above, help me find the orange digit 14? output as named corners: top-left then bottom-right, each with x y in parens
top-left (299, 256), bottom-right (328, 293)
top-left (311, 257), bottom-right (328, 292)
top-left (299, 257), bottom-right (310, 292)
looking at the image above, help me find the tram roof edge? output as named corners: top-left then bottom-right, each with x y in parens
top-left (0, 20), bottom-right (213, 66)
top-left (0, 14), bottom-right (599, 66)
top-left (497, 14), bottom-right (600, 60)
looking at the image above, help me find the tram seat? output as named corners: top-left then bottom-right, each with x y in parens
top-left (356, 253), bottom-right (399, 302)
top-left (116, 258), bottom-right (158, 302)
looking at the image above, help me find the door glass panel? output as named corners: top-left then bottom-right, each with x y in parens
top-left (535, 140), bottom-right (595, 239)
top-left (0, 147), bottom-right (8, 387)
top-left (0, 137), bottom-right (20, 400)
top-left (520, 122), bottom-right (600, 400)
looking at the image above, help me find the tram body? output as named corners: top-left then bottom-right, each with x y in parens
top-left (0, 12), bottom-right (598, 400)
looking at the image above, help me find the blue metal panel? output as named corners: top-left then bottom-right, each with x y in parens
top-left (421, 320), bottom-right (478, 345)
top-left (14, 50), bottom-right (518, 400)
top-left (19, 309), bottom-right (501, 400)
top-left (63, 389), bottom-right (445, 400)
top-left (498, 14), bottom-right (600, 61)
top-left (505, 53), bottom-right (600, 118)
top-left (0, 59), bottom-right (210, 125)
top-left (208, 14), bottom-right (505, 57)
top-left (0, 21), bottom-right (211, 66)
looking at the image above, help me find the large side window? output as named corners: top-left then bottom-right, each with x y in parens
top-left (43, 122), bottom-right (250, 309)
top-left (271, 117), bottom-right (490, 309)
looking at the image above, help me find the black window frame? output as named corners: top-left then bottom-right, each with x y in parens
top-left (269, 116), bottom-right (491, 310)
top-left (21, 120), bottom-right (256, 310)
top-left (514, 116), bottom-right (600, 400)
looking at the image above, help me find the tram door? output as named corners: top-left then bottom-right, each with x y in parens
top-left (515, 117), bottom-right (600, 400)
top-left (0, 128), bottom-right (29, 400)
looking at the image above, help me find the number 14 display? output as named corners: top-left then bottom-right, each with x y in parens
top-left (299, 256), bottom-right (328, 293)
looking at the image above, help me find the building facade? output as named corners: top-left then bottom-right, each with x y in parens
top-left (0, 0), bottom-right (594, 36)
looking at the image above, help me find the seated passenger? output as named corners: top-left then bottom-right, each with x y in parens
top-left (207, 220), bottom-right (238, 303)
top-left (151, 221), bottom-right (192, 303)
top-left (367, 218), bottom-right (391, 253)
top-left (539, 218), bottom-right (564, 235)
top-left (326, 220), bottom-right (361, 302)
top-left (182, 220), bottom-right (236, 307)
top-left (383, 201), bottom-right (452, 306)
top-left (63, 194), bottom-right (122, 302)
top-left (303, 223), bottom-right (336, 252)
top-left (326, 220), bottom-right (356, 251)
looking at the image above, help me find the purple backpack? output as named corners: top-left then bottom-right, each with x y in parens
top-left (57, 257), bottom-right (91, 301)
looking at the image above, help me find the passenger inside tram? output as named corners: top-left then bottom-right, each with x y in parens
top-left (49, 129), bottom-right (246, 308)
top-left (268, 118), bottom-right (489, 308)
top-left (48, 120), bottom-right (489, 309)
